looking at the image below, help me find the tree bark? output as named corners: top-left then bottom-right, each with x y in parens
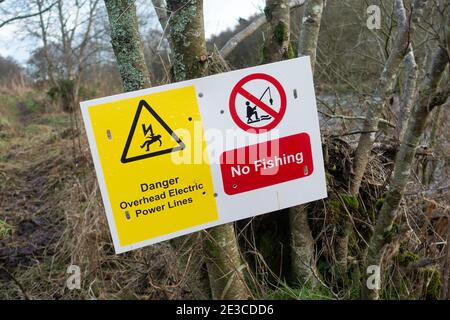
top-left (204, 225), bottom-right (249, 300)
top-left (288, 0), bottom-right (324, 287)
top-left (166, 0), bottom-right (249, 300)
top-left (167, 0), bottom-right (207, 82)
top-left (362, 45), bottom-right (449, 300)
top-left (104, 0), bottom-right (152, 92)
top-left (289, 205), bottom-right (318, 286)
top-left (297, 0), bottom-right (324, 72)
top-left (151, 0), bottom-right (170, 33)
top-left (263, 0), bottom-right (293, 63)
top-left (219, 0), bottom-right (305, 59)
top-left (398, 50), bottom-right (418, 140)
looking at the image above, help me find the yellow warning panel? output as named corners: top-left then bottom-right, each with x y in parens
top-left (87, 86), bottom-right (218, 247)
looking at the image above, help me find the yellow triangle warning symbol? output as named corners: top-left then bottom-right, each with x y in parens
top-left (121, 100), bottom-right (185, 163)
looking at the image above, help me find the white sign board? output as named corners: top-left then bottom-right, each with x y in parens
top-left (80, 57), bottom-right (327, 253)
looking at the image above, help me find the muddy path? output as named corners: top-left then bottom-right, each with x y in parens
top-left (0, 110), bottom-right (72, 282)
top-left (15, 101), bottom-right (33, 126)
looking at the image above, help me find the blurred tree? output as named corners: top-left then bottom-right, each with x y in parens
top-left (17, 0), bottom-right (102, 111)
top-left (0, 55), bottom-right (24, 86)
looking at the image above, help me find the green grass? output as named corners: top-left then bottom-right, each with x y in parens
top-left (0, 219), bottom-right (14, 240)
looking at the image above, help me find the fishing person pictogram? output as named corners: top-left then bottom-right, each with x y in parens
top-left (140, 124), bottom-right (162, 151)
top-left (245, 86), bottom-right (273, 124)
top-left (229, 73), bottom-right (287, 133)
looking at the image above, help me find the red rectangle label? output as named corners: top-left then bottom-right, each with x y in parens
top-left (220, 132), bottom-right (314, 195)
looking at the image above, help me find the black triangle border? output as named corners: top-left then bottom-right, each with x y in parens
top-left (120, 100), bottom-right (186, 164)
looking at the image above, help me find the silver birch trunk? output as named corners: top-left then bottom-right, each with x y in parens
top-left (350, 0), bottom-right (428, 195)
top-left (166, 0), bottom-right (249, 300)
top-left (289, 0), bottom-right (324, 287)
top-left (362, 45), bottom-right (449, 300)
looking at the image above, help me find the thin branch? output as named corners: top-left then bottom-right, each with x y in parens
top-left (219, 0), bottom-right (305, 58)
top-left (318, 110), bottom-right (395, 128)
top-left (0, 1), bottom-right (57, 29)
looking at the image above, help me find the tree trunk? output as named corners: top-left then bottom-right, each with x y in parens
top-left (289, 205), bottom-right (317, 286)
top-left (166, 0), bottom-right (249, 300)
top-left (297, 0), bottom-right (324, 72)
top-left (263, 0), bottom-right (294, 63)
top-left (362, 46), bottom-right (449, 300)
top-left (338, 0), bottom-right (427, 275)
top-left (104, 0), bottom-right (152, 92)
top-left (204, 225), bottom-right (249, 300)
top-left (167, 0), bottom-right (208, 82)
top-left (219, 0), bottom-right (305, 59)
top-left (151, 0), bottom-right (170, 33)
top-left (289, 0), bottom-right (324, 287)
top-left (36, 0), bottom-right (56, 86)
top-left (398, 50), bottom-right (418, 140)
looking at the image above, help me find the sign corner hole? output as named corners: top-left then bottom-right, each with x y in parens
top-left (106, 129), bottom-right (112, 140)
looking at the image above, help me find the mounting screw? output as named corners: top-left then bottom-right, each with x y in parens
top-left (106, 129), bottom-right (112, 140)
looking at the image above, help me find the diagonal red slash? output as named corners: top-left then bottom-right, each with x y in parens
top-left (237, 87), bottom-right (279, 119)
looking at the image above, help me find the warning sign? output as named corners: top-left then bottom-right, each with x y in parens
top-left (81, 57), bottom-right (327, 253)
top-left (220, 133), bottom-right (314, 195)
top-left (121, 100), bottom-right (185, 163)
top-left (229, 73), bottom-right (287, 133)
top-left (83, 86), bottom-right (218, 251)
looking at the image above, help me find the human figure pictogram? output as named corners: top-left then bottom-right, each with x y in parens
top-left (246, 101), bottom-right (259, 123)
top-left (140, 124), bottom-right (162, 151)
top-left (245, 86), bottom-right (274, 124)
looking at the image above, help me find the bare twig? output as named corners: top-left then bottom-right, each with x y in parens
top-left (219, 0), bottom-right (305, 58)
top-left (0, 267), bottom-right (31, 300)
top-left (0, 1), bottom-right (57, 29)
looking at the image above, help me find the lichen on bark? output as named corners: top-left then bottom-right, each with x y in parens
top-left (104, 0), bottom-right (152, 92)
top-left (167, 0), bottom-right (207, 82)
top-left (262, 0), bottom-right (291, 63)
top-left (297, 0), bottom-right (324, 72)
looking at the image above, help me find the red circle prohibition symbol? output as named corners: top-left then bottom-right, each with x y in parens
top-left (229, 73), bottom-right (287, 133)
